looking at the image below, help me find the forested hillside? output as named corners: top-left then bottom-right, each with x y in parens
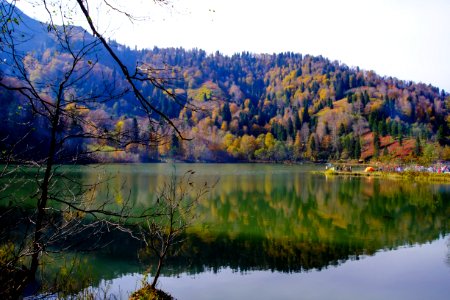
top-left (1, 10), bottom-right (449, 163)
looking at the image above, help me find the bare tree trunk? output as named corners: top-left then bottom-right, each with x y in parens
top-left (151, 215), bottom-right (172, 288)
top-left (29, 92), bottom-right (63, 281)
top-left (151, 251), bottom-right (166, 289)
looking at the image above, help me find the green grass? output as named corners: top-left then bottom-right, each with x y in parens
top-left (129, 284), bottom-right (173, 300)
top-left (317, 170), bottom-right (450, 183)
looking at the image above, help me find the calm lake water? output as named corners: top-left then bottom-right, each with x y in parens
top-left (4, 163), bottom-right (450, 299)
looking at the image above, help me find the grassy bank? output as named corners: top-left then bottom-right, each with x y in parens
top-left (316, 169), bottom-right (450, 183)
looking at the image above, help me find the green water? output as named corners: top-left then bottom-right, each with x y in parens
top-left (1, 163), bottom-right (450, 299)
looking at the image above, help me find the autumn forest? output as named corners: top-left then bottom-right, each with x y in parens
top-left (1, 10), bottom-right (449, 164)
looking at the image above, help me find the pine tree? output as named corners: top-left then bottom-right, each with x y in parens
top-left (374, 132), bottom-right (381, 157)
top-left (306, 134), bottom-right (317, 161)
top-left (170, 133), bottom-right (181, 157)
top-left (414, 136), bottom-right (421, 156)
top-left (390, 121), bottom-right (398, 137)
top-left (132, 117), bottom-right (139, 142)
top-left (347, 92), bottom-right (353, 103)
top-left (397, 122), bottom-right (403, 145)
top-left (327, 98), bottom-right (334, 109)
top-left (222, 102), bottom-right (232, 123)
top-left (437, 125), bottom-right (445, 145)
top-left (354, 137), bottom-right (361, 159)
top-left (363, 91), bottom-right (370, 106)
top-left (302, 105), bottom-right (310, 124)
top-left (287, 118), bottom-right (294, 138)
top-left (294, 111), bottom-right (301, 131)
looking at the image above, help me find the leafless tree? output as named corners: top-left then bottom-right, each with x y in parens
top-left (0, 0), bottom-right (193, 297)
top-left (139, 169), bottom-right (214, 289)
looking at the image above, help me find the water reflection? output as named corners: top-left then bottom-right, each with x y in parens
top-left (447, 236), bottom-right (450, 267)
top-left (72, 164), bottom-right (450, 278)
top-left (1, 164), bottom-right (449, 283)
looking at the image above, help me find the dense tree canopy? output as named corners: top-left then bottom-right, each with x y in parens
top-left (1, 5), bottom-right (449, 163)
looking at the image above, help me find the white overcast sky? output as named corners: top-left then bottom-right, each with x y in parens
top-left (16, 0), bottom-right (450, 92)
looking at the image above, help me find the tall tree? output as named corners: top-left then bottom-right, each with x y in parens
top-left (414, 136), bottom-right (422, 156)
top-left (373, 132), bottom-right (381, 157)
top-left (222, 102), bottom-right (232, 123)
top-left (354, 136), bottom-right (361, 159)
top-left (0, 1), bottom-right (185, 296)
top-left (302, 105), bottom-right (310, 124)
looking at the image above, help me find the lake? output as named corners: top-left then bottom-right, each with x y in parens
top-left (2, 163), bottom-right (450, 299)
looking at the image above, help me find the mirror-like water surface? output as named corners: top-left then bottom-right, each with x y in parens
top-left (2, 163), bottom-right (450, 299)
top-left (96, 236), bottom-right (450, 300)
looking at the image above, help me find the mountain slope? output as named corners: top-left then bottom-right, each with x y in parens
top-left (0, 7), bottom-right (449, 163)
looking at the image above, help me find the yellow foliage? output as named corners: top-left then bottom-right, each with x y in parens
top-left (222, 133), bottom-right (235, 148)
top-left (227, 137), bottom-right (241, 157)
top-left (440, 145), bottom-right (450, 161)
top-left (318, 88), bottom-right (329, 100)
top-left (158, 141), bottom-right (170, 156)
top-left (115, 120), bottom-right (124, 133)
top-left (369, 100), bottom-right (383, 112)
top-left (65, 103), bottom-right (89, 118)
top-left (264, 132), bottom-right (275, 149)
top-left (221, 121), bottom-right (228, 131)
top-left (203, 116), bottom-right (213, 127)
top-left (240, 134), bottom-right (257, 156)
top-left (256, 134), bottom-right (265, 148)
top-left (191, 111), bottom-right (198, 123)
top-left (115, 191), bottom-right (123, 205)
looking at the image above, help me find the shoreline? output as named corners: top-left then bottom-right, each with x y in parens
top-left (315, 169), bottom-right (450, 183)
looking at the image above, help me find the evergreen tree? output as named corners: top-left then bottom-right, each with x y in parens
top-left (294, 111), bottom-right (301, 131)
top-left (222, 102), bottom-right (232, 123)
top-left (348, 136), bottom-right (355, 157)
top-left (327, 98), bottom-right (334, 109)
top-left (377, 121), bottom-right (384, 136)
top-left (287, 118), bottom-right (294, 138)
top-left (354, 137), bottom-right (361, 159)
top-left (363, 91), bottom-right (370, 106)
top-left (374, 132), bottom-right (381, 157)
top-left (379, 120), bottom-right (387, 136)
top-left (306, 134), bottom-right (317, 161)
top-left (436, 125), bottom-right (445, 145)
top-left (414, 136), bottom-right (421, 156)
top-left (347, 92), bottom-right (353, 103)
top-left (170, 133), bottom-right (181, 157)
top-left (132, 117), bottom-right (139, 142)
top-left (397, 122), bottom-right (403, 145)
top-left (335, 79), bottom-right (344, 100)
top-left (390, 121), bottom-right (397, 137)
top-left (302, 105), bottom-right (310, 124)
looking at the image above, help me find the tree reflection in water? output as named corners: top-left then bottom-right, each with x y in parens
top-left (1, 164), bottom-right (449, 288)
